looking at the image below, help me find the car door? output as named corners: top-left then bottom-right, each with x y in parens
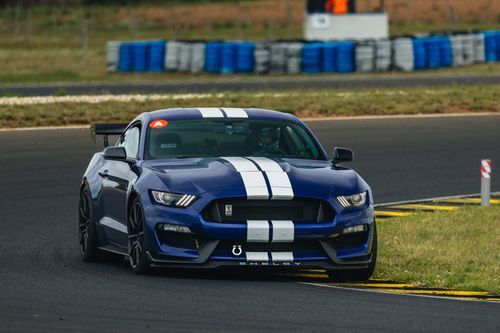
top-left (98, 124), bottom-right (141, 247)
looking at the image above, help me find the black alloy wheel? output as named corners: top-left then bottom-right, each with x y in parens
top-left (78, 188), bottom-right (100, 261)
top-left (128, 198), bottom-right (151, 274)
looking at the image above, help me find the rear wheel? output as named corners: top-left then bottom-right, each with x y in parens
top-left (78, 187), bottom-right (101, 261)
top-left (326, 224), bottom-right (377, 282)
top-left (128, 198), bottom-right (151, 274)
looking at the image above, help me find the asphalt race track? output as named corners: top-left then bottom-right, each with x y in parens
top-left (1, 73), bottom-right (499, 96)
top-left (0, 115), bottom-right (499, 332)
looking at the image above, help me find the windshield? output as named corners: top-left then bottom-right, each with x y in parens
top-left (145, 119), bottom-right (324, 160)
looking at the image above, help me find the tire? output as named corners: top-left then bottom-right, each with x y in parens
top-left (326, 224), bottom-right (377, 282)
top-left (127, 197), bottom-right (151, 274)
top-left (78, 187), bottom-right (102, 262)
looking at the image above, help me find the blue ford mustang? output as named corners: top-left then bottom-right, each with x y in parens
top-left (79, 107), bottom-right (376, 281)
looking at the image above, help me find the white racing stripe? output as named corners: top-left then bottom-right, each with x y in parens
top-left (221, 157), bottom-right (258, 172)
top-left (246, 220), bottom-right (270, 242)
top-left (246, 252), bottom-right (294, 262)
top-left (198, 107), bottom-right (225, 118)
top-left (248, 157), bottom-right (294, 200)
top-left (271, 221), bottom-right (294, 242)
top-left (240, 172), bottom-right (269, 199)
top-left (222, 108), bottom-right (248, 118)
top-left (222, 157), bottom-right (269, 199)
top-left (266, 172), bottom-right (294, 200)
top-left (247, 157), bottom-right (282, 172)
top-left (246, 252), bottom-right (269, 262)
top-left (271, 252), bottom-right (294, 262)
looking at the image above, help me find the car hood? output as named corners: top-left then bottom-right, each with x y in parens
top-left (142, 157), bottom-right (368, 198)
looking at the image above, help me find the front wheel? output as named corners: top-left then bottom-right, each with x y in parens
top-left (128, 198), bottom-right (151, 274)
top-left (78, 187), bottom-right (102, 261)
top-left (326, 224), bottom-right (377, 282)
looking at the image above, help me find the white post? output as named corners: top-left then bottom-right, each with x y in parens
top-left (481, 159), bottom-right (491, 206)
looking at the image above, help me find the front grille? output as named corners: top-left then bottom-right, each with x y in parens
top-left (202, 198), bottom-right (335, 223)
top-left (329, 231), bottom-right (368, 250)
top-left (216, 241), bottom-right (322, 253)
top-left (157, 231), bottom-right (201, 250)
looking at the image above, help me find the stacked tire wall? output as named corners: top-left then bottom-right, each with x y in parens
top-left (107, 30), bottom-right (500, 75)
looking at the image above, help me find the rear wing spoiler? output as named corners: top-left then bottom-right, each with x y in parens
top-left (90, 123), bottom-right (128, 147)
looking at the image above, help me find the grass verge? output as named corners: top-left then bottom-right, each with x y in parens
top-left (374, 205), bottom-right (500, 294)
top-left (0, 85), bottom-right (499, 128)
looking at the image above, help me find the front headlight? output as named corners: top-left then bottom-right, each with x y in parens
top-left (151, 191), bottom-right (197, 207)
top-left (337, 191), bottom-right (367, 209)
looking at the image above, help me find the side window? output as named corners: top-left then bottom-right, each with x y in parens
top-left (119, 126), bottom-right (140, 159)
top-left (285, 126), bottom-right (306, 151)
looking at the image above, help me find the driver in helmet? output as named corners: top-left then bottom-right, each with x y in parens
top-left (254, 125), bottom-right (286, 155)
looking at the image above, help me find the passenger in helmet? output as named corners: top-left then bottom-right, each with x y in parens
top-left (254, 125), bottom-right (286, 155)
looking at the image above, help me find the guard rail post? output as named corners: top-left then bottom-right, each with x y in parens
top-left (481, 159), bottom-right (491, 206)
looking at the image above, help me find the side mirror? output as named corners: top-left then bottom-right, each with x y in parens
top-left (103, 146), bottom-right (127, 161)
top-left (332, 147), bottom-right (353, 164)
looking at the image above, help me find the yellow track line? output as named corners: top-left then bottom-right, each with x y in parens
top-left (434, 198), bottom-right (500, 205)
top-left (375, 211), bottom-right (413, 217)
top-left (377, 289), bottom-right (494, 297)
top-left (300, 269), bottom-right (326, 273)
top-left (386, 204), bottom-right (459, 211)
top-left (331, 282), bottom-right (418, 288)
top-left (296, 273), bottom-right (329, 279)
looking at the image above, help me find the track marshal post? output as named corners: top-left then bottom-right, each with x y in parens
top-left (481, 159), bottom-right (491, 206)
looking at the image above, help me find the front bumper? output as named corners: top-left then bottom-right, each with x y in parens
top-left (141, 191), bottom-right (375, 269)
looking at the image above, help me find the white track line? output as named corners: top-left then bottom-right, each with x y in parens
top-left (0, 93), bottom-right (218, 105)
top-left (302, 112), bottom-right (500, 122)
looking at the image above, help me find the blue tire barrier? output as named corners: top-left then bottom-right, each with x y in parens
top-left (236, 42), bottom-right (255, 73)
top-left (484, 31), bottom-right (498, 62)
top-left (112, 31), bottom-right (499, 74)
top-left (149, 41), bottom-right (166, 73)
top-left (221, 42), bottom-right (238, 74)
top-left (322, 42), bottom-right (337, 73)
top-left (413, 38), bottom-right (427, 69)
top-left (205, 42), bottom-right (223, 73)
top-left (440, 36), bottom-right (453, 67)
top-left (497, 31), bottom-right (500, 60)
top-left (133, 41), bottom-right (150, 72)
top-left (118, 42), bottom-right (134, 73)
top-left (302, 43), bottom-right (322, 74)
top-left (337, 42), bottom-right (355, 73)
top-left (425, 37), bottom-right (442, 69)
